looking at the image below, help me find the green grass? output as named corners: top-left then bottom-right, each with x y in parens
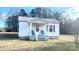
top-left (0, 35), bottom-right (79, 51)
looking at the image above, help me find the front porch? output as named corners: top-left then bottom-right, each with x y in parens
top-left (29, 22), bottom-right (48, 40)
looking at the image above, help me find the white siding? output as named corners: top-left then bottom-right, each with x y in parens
top-left (19, 22), bottom-right (30, 37)
top-left (46, 23), bottom-right (59, 36)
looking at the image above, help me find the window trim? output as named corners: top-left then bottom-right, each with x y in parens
top-left (46, 25), bottom-right (48, 32)
top-left (49, 25), bottom-right (55, 32)
top-left (53, 25), bottom-right (55, 32)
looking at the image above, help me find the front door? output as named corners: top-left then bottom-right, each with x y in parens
top-left (35, 24), bottom-right (39, 36)
top-left (36, 24), bottom-right (39, 32)
top-left (35, 24), bottom-right (40, 40)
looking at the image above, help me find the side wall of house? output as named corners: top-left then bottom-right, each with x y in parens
top-left (19, 22), bottom-right (30, 37)
top-left (46, 23), bottom-right (60, 36)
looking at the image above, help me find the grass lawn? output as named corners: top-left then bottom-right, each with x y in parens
top-left (0, 35), bottom-right (78, 51)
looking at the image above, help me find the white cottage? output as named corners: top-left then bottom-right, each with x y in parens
top-left (18, 16), bottom-right (60, 40)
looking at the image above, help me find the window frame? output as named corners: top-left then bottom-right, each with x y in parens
top-left (49, 25), bottom-right (55, 32)
top-left (53, 25), bottom-right (55, 32)
top-left (46, 25), bottom-right (48, 32)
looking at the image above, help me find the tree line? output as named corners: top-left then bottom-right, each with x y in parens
top-left (6, 7), bottom-right (79, 36)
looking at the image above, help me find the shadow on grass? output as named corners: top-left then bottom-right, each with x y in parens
top-left (32, 42), bottom-right (76, 51)
top-left (0, 34), bottom-right (18, 40)
top-left (14, 42), bottom-right (79, 51)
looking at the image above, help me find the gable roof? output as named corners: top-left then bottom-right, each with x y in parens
top-left (18, 16), bottom-right (60, 24)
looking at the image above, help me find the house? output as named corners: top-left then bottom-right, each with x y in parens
top-left (18, 16), bottom-right (60, 40)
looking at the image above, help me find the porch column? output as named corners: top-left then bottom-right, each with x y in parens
top-left (29, 23), bottom-right (32, 36)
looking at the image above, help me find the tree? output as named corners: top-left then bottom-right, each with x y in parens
top-left (6, 16), bottom-right (18, 32)
top-left (30, 7), bottom-right (42, 17)
top-left (58, 12), bottom-right (73, 34)
top-left (29, 7), bottom-right (53, 18)
top-left (53, 12), bottom-right (61, 20)
top-left (7, 8), bottom-right (28, 32)
top-left (19, 9), bottom-right (28, 16)
top-left (30, 9), bottom-right (35, 17)
top-left (6, 8), bottom-right (19, 32)
top-left (35, 7), bottom-right (41, 17)
top-left (35, 7), bottom-right (53, 18)
top-left (70, 18), bottom-right (79, 48)
top-left (56, 12), bottom-right (79, 48)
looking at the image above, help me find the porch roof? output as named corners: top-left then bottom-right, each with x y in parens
top-left (28, 18), bottom-right (47, 24)
top-left (18, 16), bottom-right (60, 24)
top-left (44, 18), bottom-right (60, 23)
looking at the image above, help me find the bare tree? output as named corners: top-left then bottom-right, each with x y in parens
top-left (59, 13), bottom-right (79, 48)
top-left (70, 18), bottom-right (79, 48)
top-left (58, 12), bottom-right (73, 34)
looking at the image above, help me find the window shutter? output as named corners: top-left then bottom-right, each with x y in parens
top-left (46, 25), bottom-right (48, 32)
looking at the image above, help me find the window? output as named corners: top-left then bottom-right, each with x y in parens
top-left (49, 25), bottom-right (55, 32)
top-left (49, 25), bottom-right (52, 32)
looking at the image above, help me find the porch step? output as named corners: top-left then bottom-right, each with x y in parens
top-left (29, 35), bottom-right (48, 41)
